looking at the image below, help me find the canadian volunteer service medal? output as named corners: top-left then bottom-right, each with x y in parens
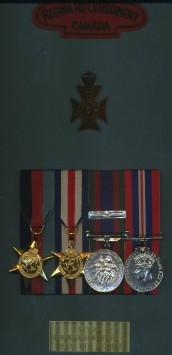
top-left (84, 249), bottom-right (124, 292)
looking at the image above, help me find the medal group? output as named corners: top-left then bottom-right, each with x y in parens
top-left (9, 209), bottom-right (163, 294)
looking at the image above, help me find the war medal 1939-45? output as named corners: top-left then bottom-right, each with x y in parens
top-left (124, 247), bottom-right (163, 292)
top-left (84, 249), bottom-right (124, 292)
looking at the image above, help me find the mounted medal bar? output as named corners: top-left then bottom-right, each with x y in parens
top-left (17, 169), bottom-right (162, 295)
top-left (85, 208), bottom-right (164, 293)
top-left (85, 231), bottom-right (164, 242)
top-left (85, 231), bottom-right (128, 242)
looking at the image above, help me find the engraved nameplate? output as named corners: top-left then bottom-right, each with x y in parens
top-left (49, 321), bottom-right (130, 352)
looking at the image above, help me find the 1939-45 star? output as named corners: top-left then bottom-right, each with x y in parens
top-left (9, 240), bottom-right (53, 281)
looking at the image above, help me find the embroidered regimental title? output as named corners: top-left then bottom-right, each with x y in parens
top-left (33, 3), bottom-right (148, 39)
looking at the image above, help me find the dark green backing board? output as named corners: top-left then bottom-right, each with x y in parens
top-left (0, 3), bottom-right (172, 355)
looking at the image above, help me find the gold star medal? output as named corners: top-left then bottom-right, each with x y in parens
top-left (9, 227), bottom-right (53, 282)
top-left (51, 238), bottom-right (90, 279)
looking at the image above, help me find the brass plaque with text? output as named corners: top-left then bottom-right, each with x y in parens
top-left (49, 321), bottom-right (130, 352)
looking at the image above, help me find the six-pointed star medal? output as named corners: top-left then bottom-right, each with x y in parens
top-left (51, 239), bottom-right (90, 279)
top-left (71, 71), bottom-right (108, 131)
top-left (9, 240), bottom-right (53, 281)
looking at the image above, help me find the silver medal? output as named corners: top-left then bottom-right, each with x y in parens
top-left (84, 249), bottom-right (124, 292)
top-left (124, 247), bottom-right (163, 292)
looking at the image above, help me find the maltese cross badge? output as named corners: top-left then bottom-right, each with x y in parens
top-left (71, 71), bottom-right (108, 131)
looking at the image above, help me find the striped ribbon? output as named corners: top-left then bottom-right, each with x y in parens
top-left (20, 169), bottom-right (160, 295)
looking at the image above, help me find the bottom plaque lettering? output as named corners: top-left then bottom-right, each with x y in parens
top-left (49, 321), bottom-right (130, 352)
